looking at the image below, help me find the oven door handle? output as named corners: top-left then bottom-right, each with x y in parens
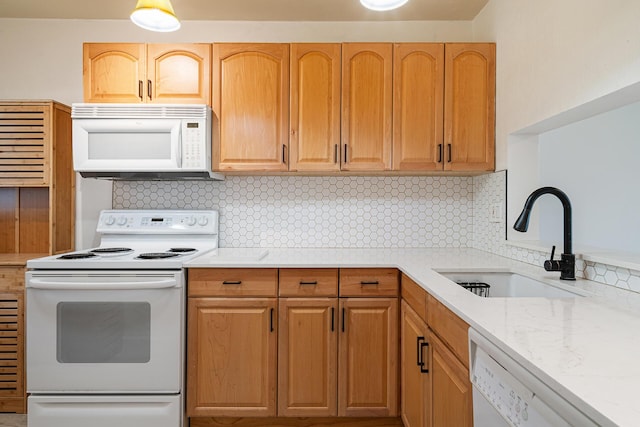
top-left (27, 278), bottom-right (179, 290)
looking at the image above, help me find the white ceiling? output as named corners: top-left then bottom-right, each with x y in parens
top-left (0, 0), bottom-right (489, 22)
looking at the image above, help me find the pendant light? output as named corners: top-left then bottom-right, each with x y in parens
top-left (360, 0), bottom-right (409, 11)
top-left (130, 0), bottom-right (181, 32)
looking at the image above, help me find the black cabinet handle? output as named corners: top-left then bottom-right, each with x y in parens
top-left (447, 143), bottom-right (452, 163)
top-left (331, 307), bottom-right (335, 332)
top-left (138, 80), bottom-right (143, 101)
top-left (222, 280), bottom-right (242, 285)
top-left (282, 144), bottom-right (287, 164)
top-left (419, 339), bottom-right (429, 373)
top-left (147, 79), bottom-right (152, 100)
top-left (344, 144), bottom-right (348, 163)
top-left (270, 308), bottom-right (274, 332)
top-left (360, 280), bottom-right (379, 285)
top-left (437, 144), bottom-right (443, 163)
top-left (299, 280), bottom-right (318, 285)
top-left (334, 144), bottom-right (338, 164)
top-left (341, 308), bottom-right (346, 333)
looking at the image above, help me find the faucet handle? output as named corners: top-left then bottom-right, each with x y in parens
top-left (549, 245), bottom-right (556, 261)
top-left (544, 245), bottom-right (561, 272)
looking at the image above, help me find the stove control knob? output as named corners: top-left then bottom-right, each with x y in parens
top-left (187, 216), bottom-right (197, 226)
top-left (117, 216), bottom-right (128, 226)
top-left (104, 215), bottom-right (116, 226)
top-left (198, 216), bottom-right (209, 226)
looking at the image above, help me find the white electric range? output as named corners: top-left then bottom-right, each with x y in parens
top-left (25, 209), bottom-right (218, 427)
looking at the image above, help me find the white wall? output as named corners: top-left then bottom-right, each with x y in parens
top-left (0, 18), bottom-right (473, 248)
top-left (473, 0), bottom-right (640, 256)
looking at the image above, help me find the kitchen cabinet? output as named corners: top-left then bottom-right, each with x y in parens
top-left (0, 101), bottom-right (74, 255)
top-left (392, 43), bottom-right (444, 171)
top-left (186, 269), bottom-right (278, 417)
top-left (213, 43), bottom-right (290, 172)
top-left (278, 269), bottom-right (338, 416)
top-left (341, 43), bottom-right (393, 171)
top-left (83, 43), bottom-right (211, 104)
top-left (0, 264), bottom-right (25, 414)
top-left (444, 43), bottom-right (495, 171)
top-left (289, 43), bottom-right (342, 172)
top-left (400, 273), bottom-right (472, 427)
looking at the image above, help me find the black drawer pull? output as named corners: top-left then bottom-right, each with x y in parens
top-left (360, 280), bottom-right (379, 285)
top-left (299, 280), bottom-right (318, 285)
top-left (341, 308), bottom-right (346, 333)
top-left (270, 308), bottom-right (274, 332)
top-left (222, 280), bottom-right (242, 285)
top-left (331, 307), bottom-right (335, 332)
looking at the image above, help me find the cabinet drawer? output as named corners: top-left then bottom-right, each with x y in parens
top-left (427, 294), bottom-right (470, 367)
top-left (339, 268), bottom-right (399, 297)
top-left (187, 268), bottom-right (278, 297)
top-left (279, 268), bottom-right (338, 297)
top-left (0, 267), bottom-right (25, 292)
top-left (401, 273), bottom-right (427, 322)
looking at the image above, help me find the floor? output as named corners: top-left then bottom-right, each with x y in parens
top-left (0, 415), bottom-right (26, 427)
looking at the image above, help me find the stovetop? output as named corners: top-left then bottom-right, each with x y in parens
top-left (27, 209), bottom-right (219, 270)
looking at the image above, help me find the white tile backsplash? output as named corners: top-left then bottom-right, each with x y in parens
top-left (113, 176), bottom-right (473, 248)
top-left (112, 172), bottom-right (639, 292)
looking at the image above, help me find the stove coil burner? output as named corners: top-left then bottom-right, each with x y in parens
top-left (168, 248), bottom-right (197, 253)
top-left (136, 252), bottom-right (181, 260)
top-left (57, 252), bottom-right (98, 260)
top-left (90, 247), bottom-right (133, 255)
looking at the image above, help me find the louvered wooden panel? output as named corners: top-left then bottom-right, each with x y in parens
top-left (0, 293), bottom-right (23, 404)
top-left (0, 105), bottom-right (49, 186)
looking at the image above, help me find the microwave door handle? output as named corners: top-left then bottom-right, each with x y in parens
top-left (176, 123), bottom-right (182, 168)
top-left (27, 278), bottom-right (179, 290)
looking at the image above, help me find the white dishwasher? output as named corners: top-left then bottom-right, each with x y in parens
top-left (468, 329), bottom-right (599, 427)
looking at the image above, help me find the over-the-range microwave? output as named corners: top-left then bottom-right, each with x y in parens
top-left (72, 103), bottom-right (223, 180)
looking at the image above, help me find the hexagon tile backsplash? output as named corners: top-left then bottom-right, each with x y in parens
top-left (113, 173), bottom-right (639, 292)
top-left (113, 176), bottom-right (473, 248)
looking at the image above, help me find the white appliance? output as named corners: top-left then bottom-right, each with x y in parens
top-left (26, 209), bottom-right (219, 427)
top-left (72, 103), bottom-right (223, 180)
top-left (469, 328), bottom-right (599, 427)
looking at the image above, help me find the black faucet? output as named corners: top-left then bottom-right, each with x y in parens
top-left (513, 186), bottom-right (576, 280)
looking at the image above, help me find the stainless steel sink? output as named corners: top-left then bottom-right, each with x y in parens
top-left (439, 271), bottom-right (586, 298)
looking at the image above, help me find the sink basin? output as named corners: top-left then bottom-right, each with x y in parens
top-left (439, 272), bottom-right (585, 298)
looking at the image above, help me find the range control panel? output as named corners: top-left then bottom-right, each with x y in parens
top-left (97, 210), bottom-right (218, 234)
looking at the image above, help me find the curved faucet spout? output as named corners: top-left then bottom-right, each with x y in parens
top-left (513, 187), bottom-right (575, 280)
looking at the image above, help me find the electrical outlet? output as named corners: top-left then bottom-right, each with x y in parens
top-left (490, 202), bottom-right (503, 223)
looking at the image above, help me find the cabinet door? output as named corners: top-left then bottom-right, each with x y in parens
top-left (430, 331), bottom-right (473, 427)
top-left (278, 298), bottom-right (338, 416)
top-left (289, 43), bottom-right (341, 172)
top-left (338, 298), bottom-right (398, 416)
top-left (393, 43), bottom-right (444, 171)
top-left (186, 298), bottom-right (277, 417)
top-left (401, 301), bottom-right (430, 427)
top-left (147, 44), bottom-right (211, 105)
top-left (213, 43), bottom-right (290, 171)
top-left (444, 43), bottom-right (495, 171)
top-left (83, 43), bottom-right (146, 103)
top-left (341, 43), bottom-right (392, 171)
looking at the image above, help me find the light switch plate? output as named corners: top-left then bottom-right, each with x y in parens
top-left (490, 202), bottom-right (503, 223)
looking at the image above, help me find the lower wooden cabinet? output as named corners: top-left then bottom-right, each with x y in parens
top-left (187, 297), bottom-right (277, 417)
top-left (401, 301), bottom-right (430, 427)
top-left (278, 298), bottom-right (338, 416)
top-left (339, 298), bottom-right (398, 417)
top-left (0, 265), bottom-right (26, 414)
top-left (400, 274), bottom-right (472, 427)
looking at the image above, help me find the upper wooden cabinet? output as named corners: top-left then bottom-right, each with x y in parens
top-left (213, 43), bottom-right (290, 172)
top-left (0, 101), bottom-right (74, 255)
top-left (444, 43), bottom-right (496, 171)
top-left (83, 43), bottom-right (211, 104)
top-left (289, 43), bottom-right (342, 172)
top-left (393, 43), bottom-right (444, 171)
top-left (341, 43), bottom-right (393, 171)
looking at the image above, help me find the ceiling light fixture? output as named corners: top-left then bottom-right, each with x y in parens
top-left (130, 0), bottom-right (181, 32)
top-left (360, 0), bottom-right (410, 12)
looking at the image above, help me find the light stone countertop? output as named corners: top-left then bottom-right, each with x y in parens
top-left (186, 247), bottom-right (640, 427)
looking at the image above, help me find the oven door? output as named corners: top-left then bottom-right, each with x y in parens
top-left (26, 270), bottom-right (184, 393)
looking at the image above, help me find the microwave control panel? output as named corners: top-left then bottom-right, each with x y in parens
top-left (182, 120), bottom-right (206, 169)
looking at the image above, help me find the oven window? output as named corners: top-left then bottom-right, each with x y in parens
top-left (56, 302), bottom-right (151, 363)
